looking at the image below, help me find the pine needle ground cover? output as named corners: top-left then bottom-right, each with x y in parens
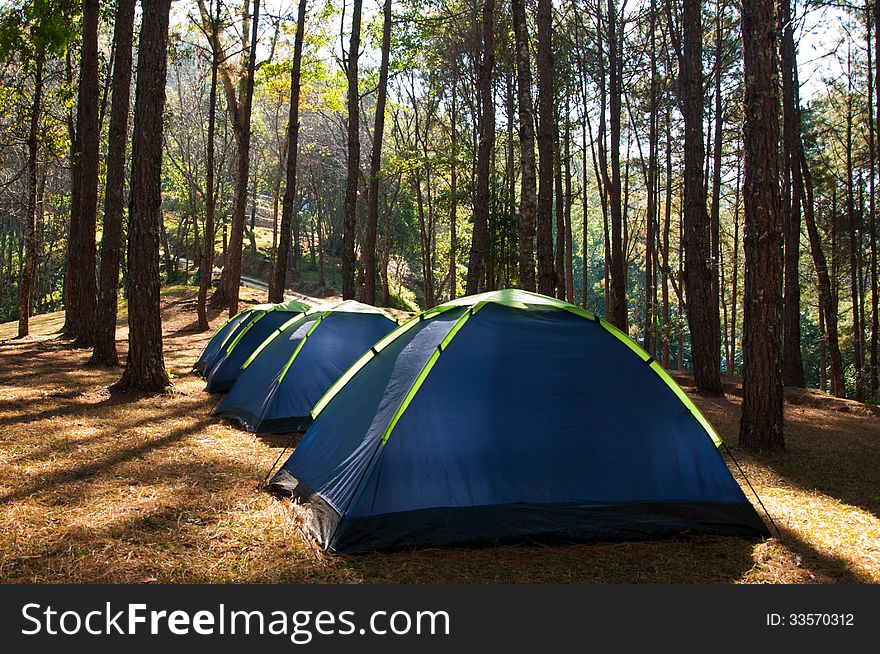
top-left (0, 287), bottom-right (877, 583)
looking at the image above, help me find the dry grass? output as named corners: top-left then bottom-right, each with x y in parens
top-left (0, 287), bottom-right (878, 583)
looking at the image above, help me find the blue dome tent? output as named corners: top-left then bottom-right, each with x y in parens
top-left (213, 300), bottom-right (398, 434)
top-left (269, 289), bottom-right (768, 553)
top-left (194, 304), bottom-right (271, 377)
top-left (202, 299), bottom-right (310, 393)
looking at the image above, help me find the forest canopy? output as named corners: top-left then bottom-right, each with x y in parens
top-left (0, 0), bottom-right (877, 450)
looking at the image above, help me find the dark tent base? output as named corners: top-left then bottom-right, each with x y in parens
top-left (269, 470), bottom-right (770, 555)
top-left (211, 409), bottom-right (313, 435)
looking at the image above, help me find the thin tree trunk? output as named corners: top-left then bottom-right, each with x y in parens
top-left (739, 0), bottom-right (784, 450)
top-left (342, 0), bottom-right (363, 299)
top-left (16, 51), bottom-right (43, 338)
top-left (512, 0), bottom-right (536, 292)
top-left (780, 0), bottom-right (806, 386)
top-left (197, 0), bottom-right (221, 331)
top-left (645, 0), bottom-right (658, 352)
top-left (847, 52), bottom-right (865, 402)
top-left (91, 0), bottom-right (135, 365)
top-left (216, 0), bottom-right (261, 315)
top-left (449, 80), bottom-right (458, 299)
top-left (112, 0), bottom-right (174, 394)
top-left (871, 0), bottom-right (880, 396)
top-left (361, 0), bottom-right (391, 304)
top-left (605, 0), bottom-right (626, 327)
top-left (466, 0), bottom-right (495, 295)
top-left (64, 48), bottom-right (82, 339)
top-left (535, 0), bottom-right (555, 296)
top-left (554, 119), bottom-right (565, 300)
top-left (564, 97), bottom-right (574, 304)
top-left (270, 0), bottom-right (307, 302)
top-left (801, 152), bottom-right (844, 396)
top-left (730, 147), bottom-right (741, 377)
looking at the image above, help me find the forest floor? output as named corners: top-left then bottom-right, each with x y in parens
top-left (0, 286), bottom-right (878, 583)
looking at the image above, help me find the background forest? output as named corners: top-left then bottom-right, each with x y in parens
top-left (0, 0), bottom-right (877, 446)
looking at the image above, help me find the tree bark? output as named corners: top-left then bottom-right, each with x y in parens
top-left (112, 0), bottom-right (174, 394)
top-left (466, 0), bottom-right (495, 295)
top-left (361, 0), bottom-right (391, 304)
top-left (91, 0), bottom-right (135, 365)
top-left (682, 0), bottom-right (722, 394)
top-left (739, 0), bottom-right (784, 450)
top-left (270, 0), bottom-right (307, 302)
top-left (512, 0), bottom-right (537, 292)
top-left (73, 0), bottom-right (100, 348)
top-left (342, 0), bottom-right (363, 299)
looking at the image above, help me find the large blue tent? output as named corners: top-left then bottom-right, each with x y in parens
top-left (213, 300), bottom-right (398, 434)
top-left (269, 289), bottom-right (768, 553)
top-left (202, 299), bottom-right (310, 393)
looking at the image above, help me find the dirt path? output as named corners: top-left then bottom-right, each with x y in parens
top-left (0, 287), bottom-right (878, 583)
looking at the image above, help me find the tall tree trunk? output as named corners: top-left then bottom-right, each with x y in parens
top-left (91, 0), bottom-right (135, 365)
top-left (342, 0), bottom-right (363, 299)
top-left (730, 147), bottom-right (741, 377)
top-left (682, 0), bottom-right (722, 394)
top-left (64, 49), bottom-right (82, 339)
top-left (564, 96), bottom-right (574, 304)
top-left (662, 106), bottom-right (672, 368)
top-left (73, 0), bottom-right (100, 348)
top-left (780, 0), bottom-right (806, 386)
top-left (644, 0), bottom-right (659, 352)
top-left (112, 0), bottom-right (174, 394)
top-left (270, 0), bottom-right (307, 302)
top-left (197, 0), bottom-right (221, 331)
top-left (739, 0), bottom-right (784, 450)
top-left (801, 150), bottom-right (845, 396)
top-left (216, 0), bottom-right (261, 314)
top-left (605, 0), bottom-right (626, 327)
top-left (512, 0), bottom-right (536, 292)
top-left (449, 80), bottom-right (458, 299)
top-left (466, 0), bottom-right (495, 295)
top-left (361, 0), bottom-right (391, 304)
top-left (16, 51), bottom-right (43, 339)
top-left (535, 0), bottom-right (555, 296)
top-left (871, 0), bottom-right (880, 397)
top-left (554, 119), bottom-right (565, 299)
top-left (847, 55), bottom-right (865, 402)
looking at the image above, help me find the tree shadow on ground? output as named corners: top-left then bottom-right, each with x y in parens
top-left (0, 416), bottom-right (213, 506)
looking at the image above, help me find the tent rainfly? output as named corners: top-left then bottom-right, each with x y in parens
top-left (269, 289), bottom-right (769, 553)
top-left (213, 300), bottom-right (398, 434)
top-left (200, 299), bottom-right (310, 393)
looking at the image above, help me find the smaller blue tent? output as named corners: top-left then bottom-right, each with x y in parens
top-left (194, 305), bottom-right (271, 377)
top-left (204, 299), bottom-right (310, 393)
top-left (213, 300), bottom-right (398, 433)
